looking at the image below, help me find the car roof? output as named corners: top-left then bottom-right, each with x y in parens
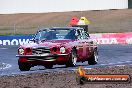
top-left (51, 27), bottom-right (83, 29)
top-left (38, 27), bottom-right (84, 32)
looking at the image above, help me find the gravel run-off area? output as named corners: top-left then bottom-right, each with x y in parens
top-left (0, 65), bottom-right (132, 88)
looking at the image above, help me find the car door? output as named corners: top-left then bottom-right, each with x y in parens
top-left (83, 32), bottom-right (93, 58)
top-left (80, 30), bottom-right (89, 59)
top-left (75, 29), bottom-right (87, 60)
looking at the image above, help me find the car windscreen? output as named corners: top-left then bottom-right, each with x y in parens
top-left (35, 29), bottom-right (76, 40)
top-left (34, 30), bottom-right (47, 40)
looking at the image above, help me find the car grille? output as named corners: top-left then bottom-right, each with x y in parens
top-left (32, 47), bottom-right (50, 55)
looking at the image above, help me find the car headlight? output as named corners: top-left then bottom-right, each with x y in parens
top-left (19, 48), bottom-right (24, 55)
top-left (60, 47), bottom-right (65, 53)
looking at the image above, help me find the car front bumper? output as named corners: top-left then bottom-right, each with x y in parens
top-left (16, 53), bottom-right (68, 61)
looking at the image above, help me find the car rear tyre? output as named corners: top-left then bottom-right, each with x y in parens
top-left (44, 64), bottom-right (53, 69)
top-left (66, 49), bottom-right (77, 67)
top-left (88, 50), bottom-right (98, 65)
top-left (18, 63), bottom-right (31, 71)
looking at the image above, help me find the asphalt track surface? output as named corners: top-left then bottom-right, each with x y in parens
top-left (0, 45), bottom-right (132, 76)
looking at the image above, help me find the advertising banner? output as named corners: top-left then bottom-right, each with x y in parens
top-left (0, 35), bottom-right (32, 45)
top-left (0, 32), bottom-right (132, 45)
top-left (90, 32), bottom-right (132, 44)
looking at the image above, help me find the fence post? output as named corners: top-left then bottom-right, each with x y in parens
top-left (13, 24), bottom-right (16, 35)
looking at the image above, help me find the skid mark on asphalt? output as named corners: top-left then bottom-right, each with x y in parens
top-left (0, 63), bottom-right (12, 70)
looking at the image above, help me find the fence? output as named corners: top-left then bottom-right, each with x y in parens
top-left (0, 25), bottom-right (45, 35)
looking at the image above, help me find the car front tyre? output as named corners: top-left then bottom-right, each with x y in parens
top-left (44, 64), bottom-right (53, 69)
top-left (18, 63), bottom-right (31, 71)
top-left (66, 49), bottom-right (77, 67)
top-left (88, 50), bottom-right (98, 65)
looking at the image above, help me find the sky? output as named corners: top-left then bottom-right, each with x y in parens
top-left (0, 0), bottom-right (55, 13)
top-left (0, 0), bottom-right (128, 14)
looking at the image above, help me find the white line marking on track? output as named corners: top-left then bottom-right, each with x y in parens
top-left (71, 67), bottom-right (92, 71)
top-left (70, 61), bottom-right (132, 71)
top-left (125, 61), bottom-right (132, 62)
top-left (84, 68), bottom-right (92, 70)
top-left (115, 65), bottom-right (125, 67)
top-left (0, 48), bottom-right (8, 50)
top-left (100, 64), bottom-right (107, 65)
top-left (108, 63), bottom-right (115, 65)
top-left (117, 62), bottom-right (124, 63)
top-left (0, 63), bottom-right (12, 70)
top-left (117, 61), bottom-right (132, 63)
top-left (70, 69), bottom-right (76, 71)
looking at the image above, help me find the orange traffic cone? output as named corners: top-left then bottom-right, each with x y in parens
top-left (69, 16), bottom-right (79, 26)
top-left (78, 17), bottom-right (90, 25)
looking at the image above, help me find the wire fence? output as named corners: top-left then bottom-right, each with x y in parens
top-left (0, 25), bottom-right (46, 35)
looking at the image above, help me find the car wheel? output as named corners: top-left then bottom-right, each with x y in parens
top-left (66, 49), bottom-right (77, 67)
top-left (88, 50), bottom-right (98, 65)
top-left (44, 64), bottom-right (53, 69)
top-left (18, 63), bottom-right (31, 71)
